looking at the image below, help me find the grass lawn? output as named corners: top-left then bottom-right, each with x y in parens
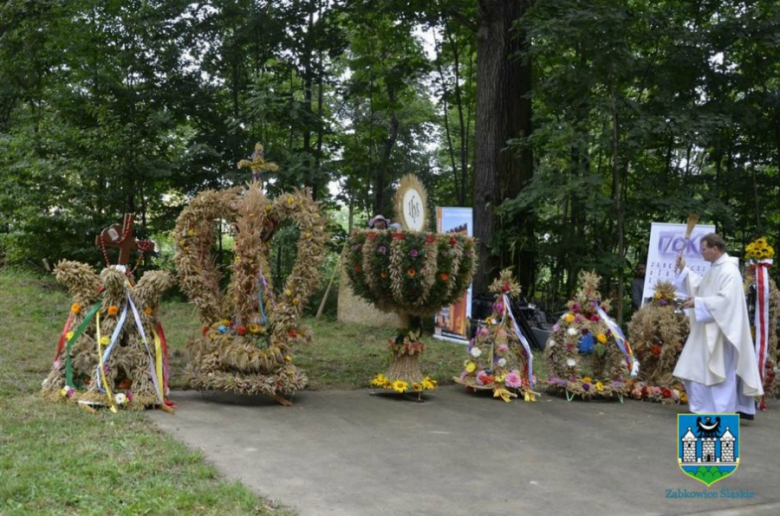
top-left (0, 269), bottom-right (289, 515)
top-left (0, 266), bottom-right (544, 514)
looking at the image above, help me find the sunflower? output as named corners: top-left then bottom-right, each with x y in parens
top-left (392, 379), bottom-right (409, 393)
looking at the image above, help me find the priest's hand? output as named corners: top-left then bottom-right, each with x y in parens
top-left (681, 297), bottom-right (695, 309)
top-left (675, 255), bottom-right (686, 272)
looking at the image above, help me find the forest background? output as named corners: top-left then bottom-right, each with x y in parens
top-left (2, 0), bottom-right (780, 324)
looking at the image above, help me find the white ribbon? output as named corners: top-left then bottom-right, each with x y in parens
top-left (502, 294), bottom-right (535, 388)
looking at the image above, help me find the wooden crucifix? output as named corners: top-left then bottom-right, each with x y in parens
top-left (96, 214), bottom-right (143, 266)
top-left (237, 142), bottom-right (279, 188)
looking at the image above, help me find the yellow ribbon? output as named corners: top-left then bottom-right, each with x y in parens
top-left (152, 326), bottom-right (164, 401)
top-left (95, 311), bottom-right (118, 413)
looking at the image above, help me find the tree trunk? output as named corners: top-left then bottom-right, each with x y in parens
top-left (473, 0), bottom-right (533, 296)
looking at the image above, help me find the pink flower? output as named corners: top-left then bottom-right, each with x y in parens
top-left (590, 314), bottom-right (600, 322)
top-left (497, 344), bottom-right (509, 353)
top-left (410, 249), bottom-right (419, 257)
top-left (505, 371), bottom-right (522, 388)
top-left (571, 303), bottom-right (580, 312)
top-left (476, 371), bottom-right (489, 385)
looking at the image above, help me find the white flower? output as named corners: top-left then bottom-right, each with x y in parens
top-left (567, 328), bottom-right (578, 336)
top-left (497, 358), bottom-right (507, 367)
top-left (470, 347), bottom-right (482, 358)
top-left (566, 358), bottom-right (577, 368)
top-left (547, 340), bottom-right (556, 348)
top-left (114, 393), bottom-right (127, 405)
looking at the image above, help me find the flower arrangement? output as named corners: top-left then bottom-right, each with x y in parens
top-left (345, 226), bottom-right (476, 398)
top-left (745, 237), bottom-right (775, 261)
top-left (627, 281), bottom-right (688, 404)
top-left (544, 271), bottom-right (632, 400)
top-left (454, 269), bottom-right (537, 402)
top-left (629, 381), bottom-right (687, 404)
top-left (41, 262), bottom-right (174, 411)
top-left (174, 167), bottom-right (328, 405)
top-left (345, 229), bottom-right (477, 317)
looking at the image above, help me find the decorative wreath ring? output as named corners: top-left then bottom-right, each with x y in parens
top-left (627, 280), bottom-right (688, 404)
top-left (174, 183), bottom-right (328, 398)
top-left (544, 272), bottom-right (631, 400)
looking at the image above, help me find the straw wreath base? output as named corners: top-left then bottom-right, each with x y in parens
top-left (185, 365), bottom-right (308, 407)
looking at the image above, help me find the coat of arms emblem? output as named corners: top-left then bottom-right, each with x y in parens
top-left (678, 413), bottom-right (740, 486)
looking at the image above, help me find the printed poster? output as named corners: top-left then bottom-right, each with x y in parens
top-left (433, 207), bottom-right (472, 344)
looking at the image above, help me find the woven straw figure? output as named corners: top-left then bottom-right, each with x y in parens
top-left (627, 281), bottom-right (688, 404)
top-left (42, 262), bottom-right (174, 411)
top-left (174, 179), bottom-right (328, 405)
top-left (454, 269), bottom-right (537, 402)
top-left (544, 271), bottom-right (633, 400)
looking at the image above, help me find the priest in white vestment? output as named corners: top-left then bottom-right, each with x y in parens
top-left (673, 233), bottom-right (763, 417)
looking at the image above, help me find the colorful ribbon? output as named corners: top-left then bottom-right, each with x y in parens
top-left (257, 277), bottom-right (269, 326)
top-left (54, 312), bottom-right (75, 368)
top-left (753, 259), bottom-right (773, 410)
top-left (594, 304), bottom-right (639, 376)
top-left (64, 301), bottom-right (102, 388)
top-left (126, 294), bottom-right (164, 404)
top-left (94, 311), bottom-right (118, 413)
top-left (501, 294), bottom-right (535, 388)
top-left (96, 301), bottom-right (128, 390)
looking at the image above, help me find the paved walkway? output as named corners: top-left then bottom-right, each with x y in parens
top-left (148, 387), bottom-right (780, 516)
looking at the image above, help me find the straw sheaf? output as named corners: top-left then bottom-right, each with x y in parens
top-left (54, 260), bottom-right (102, 306)
top-left (43, 264), bottom-right (173, 409)
top-left (361, 236), bottom-right (381, 299)
top-left (186, 364), bottom-right (308, 397)
top-left (389, 236), bottom-right (406, 304)
top-left (414, 238), bottom-right (439, 307)
top-left (230, 184), bottom-right (269, 325)
top-left (174, 187), bottom-right (242, 323)
top-left (627, 291), bottom-right (688, 389)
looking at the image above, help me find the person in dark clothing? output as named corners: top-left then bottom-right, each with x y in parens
top-left (631, 262), bottom-right (646, 311)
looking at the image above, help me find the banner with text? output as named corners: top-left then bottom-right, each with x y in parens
top-left (642, 222), bottom-right (716, 305)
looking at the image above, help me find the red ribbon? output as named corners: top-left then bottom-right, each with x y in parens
top-left (754, 261), bottom-right (771, 411)
top-left (54, 312), bottom-right (75, 367)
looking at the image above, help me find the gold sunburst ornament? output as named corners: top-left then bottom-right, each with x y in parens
top-left (393, 174), bottom-right (428, 231)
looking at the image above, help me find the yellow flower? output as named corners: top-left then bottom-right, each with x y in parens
top-left (494, 387), bottom-right (512, 403)
top-left (595, 381), bottom-right (604, 392)
top-left (654, 292), bottom-right (662, 300)
top-left (284, 355), bottom-right (292, 362)
top-left (581, 376), bottom-right (592, 384)
top-left (564, 313), bottom-right (574, 323)
top-left (422, 377), bottom-right (437, 390)
top-left (411, 382), bottom-right (423, 392)
top-left (285, 289), bottom-right (292, 297)
top-left (371, 374), bottom-right (388, 387)
top-left (287, 196), bottom-right (294, 205)
top-left (144, 306), bottom-right (153, 316)
top-left (66, 331), bottom-right (75, 341)
top-left (293, 298), bottom-right (299, 305)
top-left (495, 373), bottom-right (506, 383)
top-left (248, 324), bottom-right (260, 334)
top-left (596, 333), bottom-right (607, 344)
top-left (107, 305), bottom-right (119, 316)
top-left (465, 362), bottom-right (476, 373)
top-left (392, 380), bottom-right (408, 393)
top-left (100, 336), bottom-right (109, 346)
top-left (220, 319), bottom-right (231, 326)
top-left (680, 393), bottom-right (688, 403)
top-left (71, 303), bottom-right (81, 314)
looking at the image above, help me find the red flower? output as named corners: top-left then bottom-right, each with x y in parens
top-left (440, 273), bottom-right (450, 281)
top-left (589, 314), bottom-right (599, 322)
top-left (288, 329), bottom-right (298, 338)
top-left (354, 265), bottom-right (362, 273)
top-left (449, 236), bottom-right (457, 246)
top-left (407, 269), bottom-right (417, 278)
top-left (201, 326), bottom-right (210, 336)
top-left (392, 232), bottom-right (405, 240)
top-left (501, 284), bottom-right (510, 292)
top-left (236, 325), bottom-right (247, 336)
top-left (651, 345), bottom-right (661, 357)
top-left (367, 233), bottom-right (378, 240)
top-left (425, 235), bottom-right (436, 243)
top-left (661, 387), bottom-right (672, 398)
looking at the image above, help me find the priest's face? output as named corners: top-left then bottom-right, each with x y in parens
top-left (700, 242), bottom-right (723, 263)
